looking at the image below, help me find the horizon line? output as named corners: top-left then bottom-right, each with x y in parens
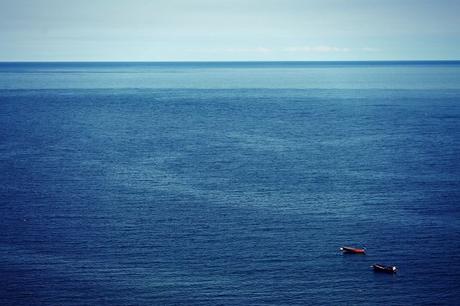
top-left (1, 59), bottom-right (460, 63)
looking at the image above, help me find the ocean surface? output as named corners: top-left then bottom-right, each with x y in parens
top-left (1, 61), bottom-right (460, 305)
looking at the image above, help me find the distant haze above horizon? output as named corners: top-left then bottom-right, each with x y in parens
top-left (1, 0), bottom-right (459, 61)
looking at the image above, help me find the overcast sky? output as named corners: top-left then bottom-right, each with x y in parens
top-left (1, 0), bottom-right (459, 61)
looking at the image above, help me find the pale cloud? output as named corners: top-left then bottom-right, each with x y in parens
top-left (282, 46), bottom-right (381, 53)
top-left (284, 46), bottom-right (351, 53)
top-left (191, 47), bottom-right (273, 53)
top-left (187, 45), bottom-right (380, 57)
top-left (361, 47), bottom-right (380, 52)
top-left (221, 47), bottom-right (272, 53)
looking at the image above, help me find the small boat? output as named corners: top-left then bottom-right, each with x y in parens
top-left (340, 246), bottom-right (366, 254)
top-left (372, 264), bottom-right (397, 273)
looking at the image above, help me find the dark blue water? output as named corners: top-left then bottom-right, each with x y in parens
top-left (1, 62), bottom-right (460, 305)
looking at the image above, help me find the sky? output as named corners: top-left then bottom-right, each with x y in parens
top-left (1, 0), bottom-right (459, 61)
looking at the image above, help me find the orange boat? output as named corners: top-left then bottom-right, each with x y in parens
top-left (340, 246), bottom-right (366, 254)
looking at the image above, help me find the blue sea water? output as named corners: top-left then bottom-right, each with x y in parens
top-left (0, 61), bottom-right (460, 305)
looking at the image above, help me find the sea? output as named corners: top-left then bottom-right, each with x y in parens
top-left (1, 61), bottom-right (459, 305)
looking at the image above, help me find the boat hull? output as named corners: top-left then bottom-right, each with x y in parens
top-left (340, 246), bottom-right (366, 254)
top-left (372, 264), bottom-right (397, 273)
